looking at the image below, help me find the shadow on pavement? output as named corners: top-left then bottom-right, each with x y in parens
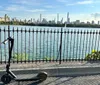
top-left (27, 80), bottom-right (44, 85)
top-left (0, 83), bottom-right (4, 85)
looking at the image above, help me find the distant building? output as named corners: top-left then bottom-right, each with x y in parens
top-left (87, 21), bottom-right (90, 24)
top-left (57, 13), bottom-right (59, 24)
top-left (98, 21), bottom-right (100, 25)
top-left (75, 20), bottom-right (80, 24)
top-left (61, 18), bottom-right (63, 24)
top-left (67, 12), bottom-right (70, 24)
top-left (80, 22), bottom-right (85, 24)
top-left (40, 14), bottom-right (42, 23)
top-left (42, 18), bottom-right (48, 24)
top-left (91, 20), bottom-right (95, 24)
top-left (24, 19), bottom-right (27, 23)
top-left (49, 20), bottom-right (56, 24)
top-left (0, 17), bottom-right (5, 21)
top-left (12, 17), bottom-right (18, 22)
top-left (0, 14), bottom-right (10, 22)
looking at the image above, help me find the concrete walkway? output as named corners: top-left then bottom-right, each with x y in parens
top-left (0, 74), bottom-right (100, 85)
top-left (0, 61), bottom-right (100, 70)
top-left (0, 61), bottom-right (100, 85)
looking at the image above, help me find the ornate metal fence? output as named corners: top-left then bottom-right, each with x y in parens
top-left (0, 26), bottom-right (100, 64)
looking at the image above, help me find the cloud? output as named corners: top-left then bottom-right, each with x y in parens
top-left (0, 6), bottom-right (2, 8)
top-left (44, 5), bottom-right (56, 8)
top-left (0, 11), bottom-right (10, 13)
top-left (44, 5), bottom-right (55, 8)
top-left (11, 0), bottom-right (41, 6)
top-left (6, 5), bottom-right (26, 11)
top-left (63, 0), bottom-right (94, 6)
top-left (26, 9), bottom-right (46, 12)
top-left (57, 0), bottom-right (68, 3)
top-left (91, 13), bottom-right (100, 19)
top-left (77, 0), bottom-right (93, 4)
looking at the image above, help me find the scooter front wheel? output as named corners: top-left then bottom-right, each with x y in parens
top-left (1, 74), bottom-right (12, 84)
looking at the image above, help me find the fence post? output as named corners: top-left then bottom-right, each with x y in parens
top-left (8, 25), bottom-right (10, 64)
top-left (59, 28), bottom-right (63, 64)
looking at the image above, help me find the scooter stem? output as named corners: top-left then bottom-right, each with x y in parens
top-left (6, 37), bottom-right (14, 72)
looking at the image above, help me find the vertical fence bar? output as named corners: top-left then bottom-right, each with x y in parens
top-left (4, 28), bottom-right (6, 63)
top-left (21, 28), bottom-right (23, 63)
top-left (94, 31), bottom-right (98, 61)
top-left (32, 29), bottom-right (34, 63)
top-left (28, 29), bottom-right (31, 62)
top-left (66, 30), bottom-right (69, 61)
top-left (56, 30), bottom-right (59, 62)
top-left (12, 27), bottom-right (15, 63)
top-left (46, 30), bottom-right (49, 62)
top-left (59, 28), bottom-right (63, 64)
top-left (50, 30), bottom-right (52, 62)
top-left (85, 30), bottom-right (89, 61)
top-left (79, 30), bottom-right (82, 61)
top-left (70, 30), bottom-right (73, 61)
top-left (97, 31), bottom-right (100, 52)
top-left (76, 30), bottom-right (79, 60)
top-left (25, 28), bottom-right (26, 63)
top-left (35, 30), bottom-right (38, 63)
top-left (43, 29), bottom-right (45, 62)
top-left (98, 31), bottom-right (100, 61)
top-left (53, 30), bottom-right (56, 62)
top-left (17, 28), bottom-right (18, 63)
top-left (63, 30), bottom-right (66, 62)
top-left (88, 30), bottom-right (91, 56)
top-left (39, 29), bottom-right (42, 62)
top-left (39, 29), bottom-right (41, 62)
top-left (81, 31), bottom-right (85, 61)
top-left (0, 28), bottom-right (2, 64)
top-left (73, 30), bottom-right (76, 61)
top-left (90, 31), bottom-right (94, 61)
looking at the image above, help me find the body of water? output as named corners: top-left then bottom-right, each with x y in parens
top-left (0, 25), bottom-right (100, 61)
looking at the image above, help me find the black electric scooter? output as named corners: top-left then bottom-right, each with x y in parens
top-left (1, 29), bottom-right (47, 84)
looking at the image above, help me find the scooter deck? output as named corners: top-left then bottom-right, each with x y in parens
top-left (15, 77), bottom-right (39, 81)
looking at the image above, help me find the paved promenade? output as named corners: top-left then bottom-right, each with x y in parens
top-left (0, 61), bottom-right (100, 85)
top-left (0, 74), bottom-right (100, 85)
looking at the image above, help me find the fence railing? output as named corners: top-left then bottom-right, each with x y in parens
top-left (0, 26), bottom-right (100, 64)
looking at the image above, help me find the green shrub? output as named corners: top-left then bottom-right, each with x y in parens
top-left (43, 56), bottom-right (56, 61)
top-left (85, 50), bottom-right (100, 60)
top-left (12, 53), bottom-right (28, 61)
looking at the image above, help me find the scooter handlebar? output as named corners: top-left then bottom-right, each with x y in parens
top-left (1, 38), bottom-right (8, 44)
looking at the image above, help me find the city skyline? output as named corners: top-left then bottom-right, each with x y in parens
top-left (0, 0), bottom-right (100, 22)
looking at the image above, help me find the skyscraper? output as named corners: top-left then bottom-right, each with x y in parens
top-left (4, 14), bottom-right (7, 22)
top-left (40, 14), bottom-right (42, 23)
top-left (57, 13), bottom-right (59, 24)
top-left (67, 12), bottom-right (70, 24)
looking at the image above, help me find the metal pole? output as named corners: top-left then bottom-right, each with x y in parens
top-left (8, 25), bottom-right (10, 63)
top-left (59, 28), bottom-right (63, 64)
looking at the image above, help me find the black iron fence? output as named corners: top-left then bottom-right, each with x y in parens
top-left (0, 26), bottom-right (100, 64)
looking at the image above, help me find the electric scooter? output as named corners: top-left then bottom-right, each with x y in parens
top-left (1, 29), bottom-right (47, 84)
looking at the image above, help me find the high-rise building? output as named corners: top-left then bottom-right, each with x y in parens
top-left (98, 21), bottom-right (100, 25)
top-left (67, 12), bottom-right (70, 24)
top-left (92, 20), bottom-right (95, 24)
top-left (61, 18), bottom-right (63, 24)
top-left (57, 13), bottom-right (59, 24)
top-left (4, 14), bottom-right (7, 22)
top-left (40, 14), bottom-right (42, 23)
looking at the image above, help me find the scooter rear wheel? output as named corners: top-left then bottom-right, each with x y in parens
top-left (37, 72), bottom-right (47, 81)
top-left (1, 74), bottom-right (12, 84)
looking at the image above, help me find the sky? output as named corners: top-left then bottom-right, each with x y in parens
top-left (0, 0), bottom-right (100, 22)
